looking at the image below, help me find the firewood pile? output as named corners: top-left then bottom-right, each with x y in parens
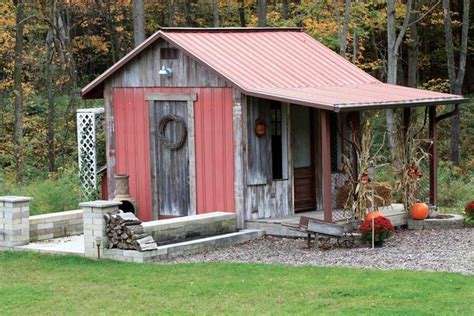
top-left (104, 210), bottom-right (158, 251)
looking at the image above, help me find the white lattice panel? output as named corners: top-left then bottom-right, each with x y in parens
top-left (77, 108), bottom-right (104, 200)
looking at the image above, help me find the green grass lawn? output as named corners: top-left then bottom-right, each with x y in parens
top-left (0, 252), bottom-right (472, 315)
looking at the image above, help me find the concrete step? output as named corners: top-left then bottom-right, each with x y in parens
top-left (103, 229), bottom-right (265, 263)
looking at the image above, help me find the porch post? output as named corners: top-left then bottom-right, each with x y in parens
top-left (429, 106), bottom-right (437, 206)
top-left (321, 110), bottom-right (332, 222)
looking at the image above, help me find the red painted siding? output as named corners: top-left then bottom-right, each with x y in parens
top-left (113, 87), bottom-right (235, 221)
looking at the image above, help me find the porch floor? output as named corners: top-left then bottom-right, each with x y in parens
top-left (246, 204), bottom-right (407, 237)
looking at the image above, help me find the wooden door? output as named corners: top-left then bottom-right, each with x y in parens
top-left (292, 106), bottom-right (316, 211)
top-left (154, 100), bottom-right (190, 217)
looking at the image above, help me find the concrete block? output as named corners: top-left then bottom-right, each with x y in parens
top-left (69, 218), bottom-right (83, 225)
top-left (407, 219), bottom-right (424, 230)
top-left (37, 222), bottom-right (54, 230)
top-left (36, 233), bottom-right (54, 240)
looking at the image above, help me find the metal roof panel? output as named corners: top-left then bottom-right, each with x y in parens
top-left (81, 28), bottom-right (467, 109)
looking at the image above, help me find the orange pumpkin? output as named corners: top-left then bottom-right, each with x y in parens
top-left (411, 203), bottom-right (429, 220)
top-left (365, 211), bottom-right (383, 221)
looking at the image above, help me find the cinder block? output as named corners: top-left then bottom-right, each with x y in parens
top-left (407, 219), bottom-right (424, 230)
top-left (36, 233), bottom-right (54, 240)
top-left (37, 223), bottom-right (54, 230)
top-left (69, 218), bottom-right (83, 225)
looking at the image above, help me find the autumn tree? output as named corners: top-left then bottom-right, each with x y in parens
top-left (258, 0), bottom-right (267, 26)
top-left (133, 0), bottom-right (145, 47)
top-left (443, 0), bottom-right (470, 165)
top-left (13, 0), bottom-right (25, 184)
top-left (386, 0), bottom-right (412, 160)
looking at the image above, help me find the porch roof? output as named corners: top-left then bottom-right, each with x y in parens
top-left (81, 28), bottom-right (467, 110)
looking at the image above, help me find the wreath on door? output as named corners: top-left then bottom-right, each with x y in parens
top-left (158, 114), bottom-right (187, 150)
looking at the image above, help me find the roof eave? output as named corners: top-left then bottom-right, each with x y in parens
top-left (335, 97), bottom-right (469, 112)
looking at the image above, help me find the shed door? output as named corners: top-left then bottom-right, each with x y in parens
top-left (292, 106), bottom-right (316, 211)
top-left (154, 100), bottom-right (190, 217)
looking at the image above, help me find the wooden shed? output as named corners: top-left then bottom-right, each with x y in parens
top-left (81, 28), bottom-right (467, 227)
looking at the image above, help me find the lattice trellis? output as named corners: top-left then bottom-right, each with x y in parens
top-left (77, 108), bottom-right (105, 200)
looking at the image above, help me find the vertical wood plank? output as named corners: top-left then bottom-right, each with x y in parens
top-left (104, 82), bottom-right (116, 199)
top-left (233, 89), bottom-right (245, 228)
top-left (321, 110), bottom-right (333, 222)
top-left (187, 97), bottom-right (197, 215)
top-left (247, 96), bottom-right (272, 185)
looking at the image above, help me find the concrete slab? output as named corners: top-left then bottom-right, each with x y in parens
top-left (14, 235), bottom-right (85, 256)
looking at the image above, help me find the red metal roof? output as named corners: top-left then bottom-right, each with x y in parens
top-left (81, 28), bottom-right (467, 110)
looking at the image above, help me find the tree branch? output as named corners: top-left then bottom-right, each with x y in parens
top-left (394, 0), bottom-right (413, 53)
top-left (408, 1), bottom-right (441, 27)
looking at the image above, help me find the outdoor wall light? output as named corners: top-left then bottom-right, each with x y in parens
top-left (158, 65), bottom-right (173, 77)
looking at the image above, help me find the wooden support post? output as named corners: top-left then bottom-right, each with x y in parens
top-left (348, 111), bottom-right (361, 181)
top-left (233, 90), bottom-right (245, 229)
top-left (429, 106), bottom-right (437, 206)
top-left (104, 83), bottom-right (116, 200)
top-left (403, 108), bottom-right (411, 138)
top-left (321, 110), bottom-right (332, 222)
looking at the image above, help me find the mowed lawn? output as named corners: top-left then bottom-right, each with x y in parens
top-left (0, 252), bottom-right (472, 315)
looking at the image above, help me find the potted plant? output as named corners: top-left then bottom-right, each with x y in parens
top-left (359, 216), bottom-right (395, 247)
top-left (464, 201), bottom-right (474, 225)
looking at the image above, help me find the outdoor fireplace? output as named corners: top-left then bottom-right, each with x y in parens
top-left (113, 174), bottom-right (138, 214)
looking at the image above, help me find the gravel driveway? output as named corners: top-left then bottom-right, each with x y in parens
top-left (161, 228), bottom-right (473, 275)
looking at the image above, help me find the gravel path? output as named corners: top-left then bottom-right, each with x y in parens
top-left (161, 228), bottom-right (474, 275)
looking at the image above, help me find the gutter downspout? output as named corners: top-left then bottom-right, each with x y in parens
top-left (435, 104), bottom-right (459, 122)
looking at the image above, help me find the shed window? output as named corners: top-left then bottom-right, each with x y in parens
top-left (247, 97), bottom-right (288, 185)
top-left (330, 113), bottom-right (341, 172)
top-left (160, 47), bottom-right (178, 60)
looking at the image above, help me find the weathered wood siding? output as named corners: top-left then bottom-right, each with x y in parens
top-left (243, 96), bottom-right (293, 220)
top-left (113, 87), bottom-right (234, 220)
top-left (110, 38), bottom-right (228, 88)
top-left (246, 97), bottom-right (272, 185)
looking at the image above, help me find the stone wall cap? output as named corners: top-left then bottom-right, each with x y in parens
top-left (0, 196), bottom-right (33, 203)
top-left (79, 200), bottom-right (122, 208)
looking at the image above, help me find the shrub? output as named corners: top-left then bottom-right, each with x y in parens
top-left (0, 167), bottom-right (81, 215)
top-left (464, 201), bottom-right (474, 225)
top-left (359, 216), bottom-right (395, 242)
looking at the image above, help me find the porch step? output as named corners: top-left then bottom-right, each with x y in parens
top-left (103, 229), bottom-right (265, 263)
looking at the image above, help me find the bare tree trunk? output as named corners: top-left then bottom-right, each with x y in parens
top-left (352, 29), bottom-right (357, 64)
top-left (281, 0), bottom-right (289, 20)
top-left (258, 0), bottom-right (267, 27)
top-left (132, 0), bottom-right (145, 47)
top-left (337, 0), bottom-right (350, 56)
top-left (211, 0), bottom-right (220, 27)
top-left (101, 0), bottom-right (119, 62)
top-left (386, 0), bottom-right (413, 160)
top-left (56, 2), bottom-right (79, 165)
top-left (169, 0), bottom-right (175, 26)
top-left (13, 0), bottom-right (25, 185)
top-left (407, 28), bottom-right (418, 88)
top-left (238, 0), bottom-right (246, 27)
top-left (443, 0), bottom-right (470, 165)
top-left (46, 0), bottom-right (56, 172)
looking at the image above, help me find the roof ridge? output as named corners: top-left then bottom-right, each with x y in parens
top-left (159, 27), bottom-right (303, 33)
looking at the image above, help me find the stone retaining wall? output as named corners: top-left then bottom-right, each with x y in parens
top-left (29, 210), bottom-right (83, 241)
top-left (142, 212), bottom-right (237, 244)
top-left (0, 196), bottom-right (31, 247)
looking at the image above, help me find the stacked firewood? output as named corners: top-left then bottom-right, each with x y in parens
top-left (104, 211), bottom-right (158, 251)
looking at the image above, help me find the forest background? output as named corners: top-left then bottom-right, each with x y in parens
top-left (0, 0), bottom-right (472, 214)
